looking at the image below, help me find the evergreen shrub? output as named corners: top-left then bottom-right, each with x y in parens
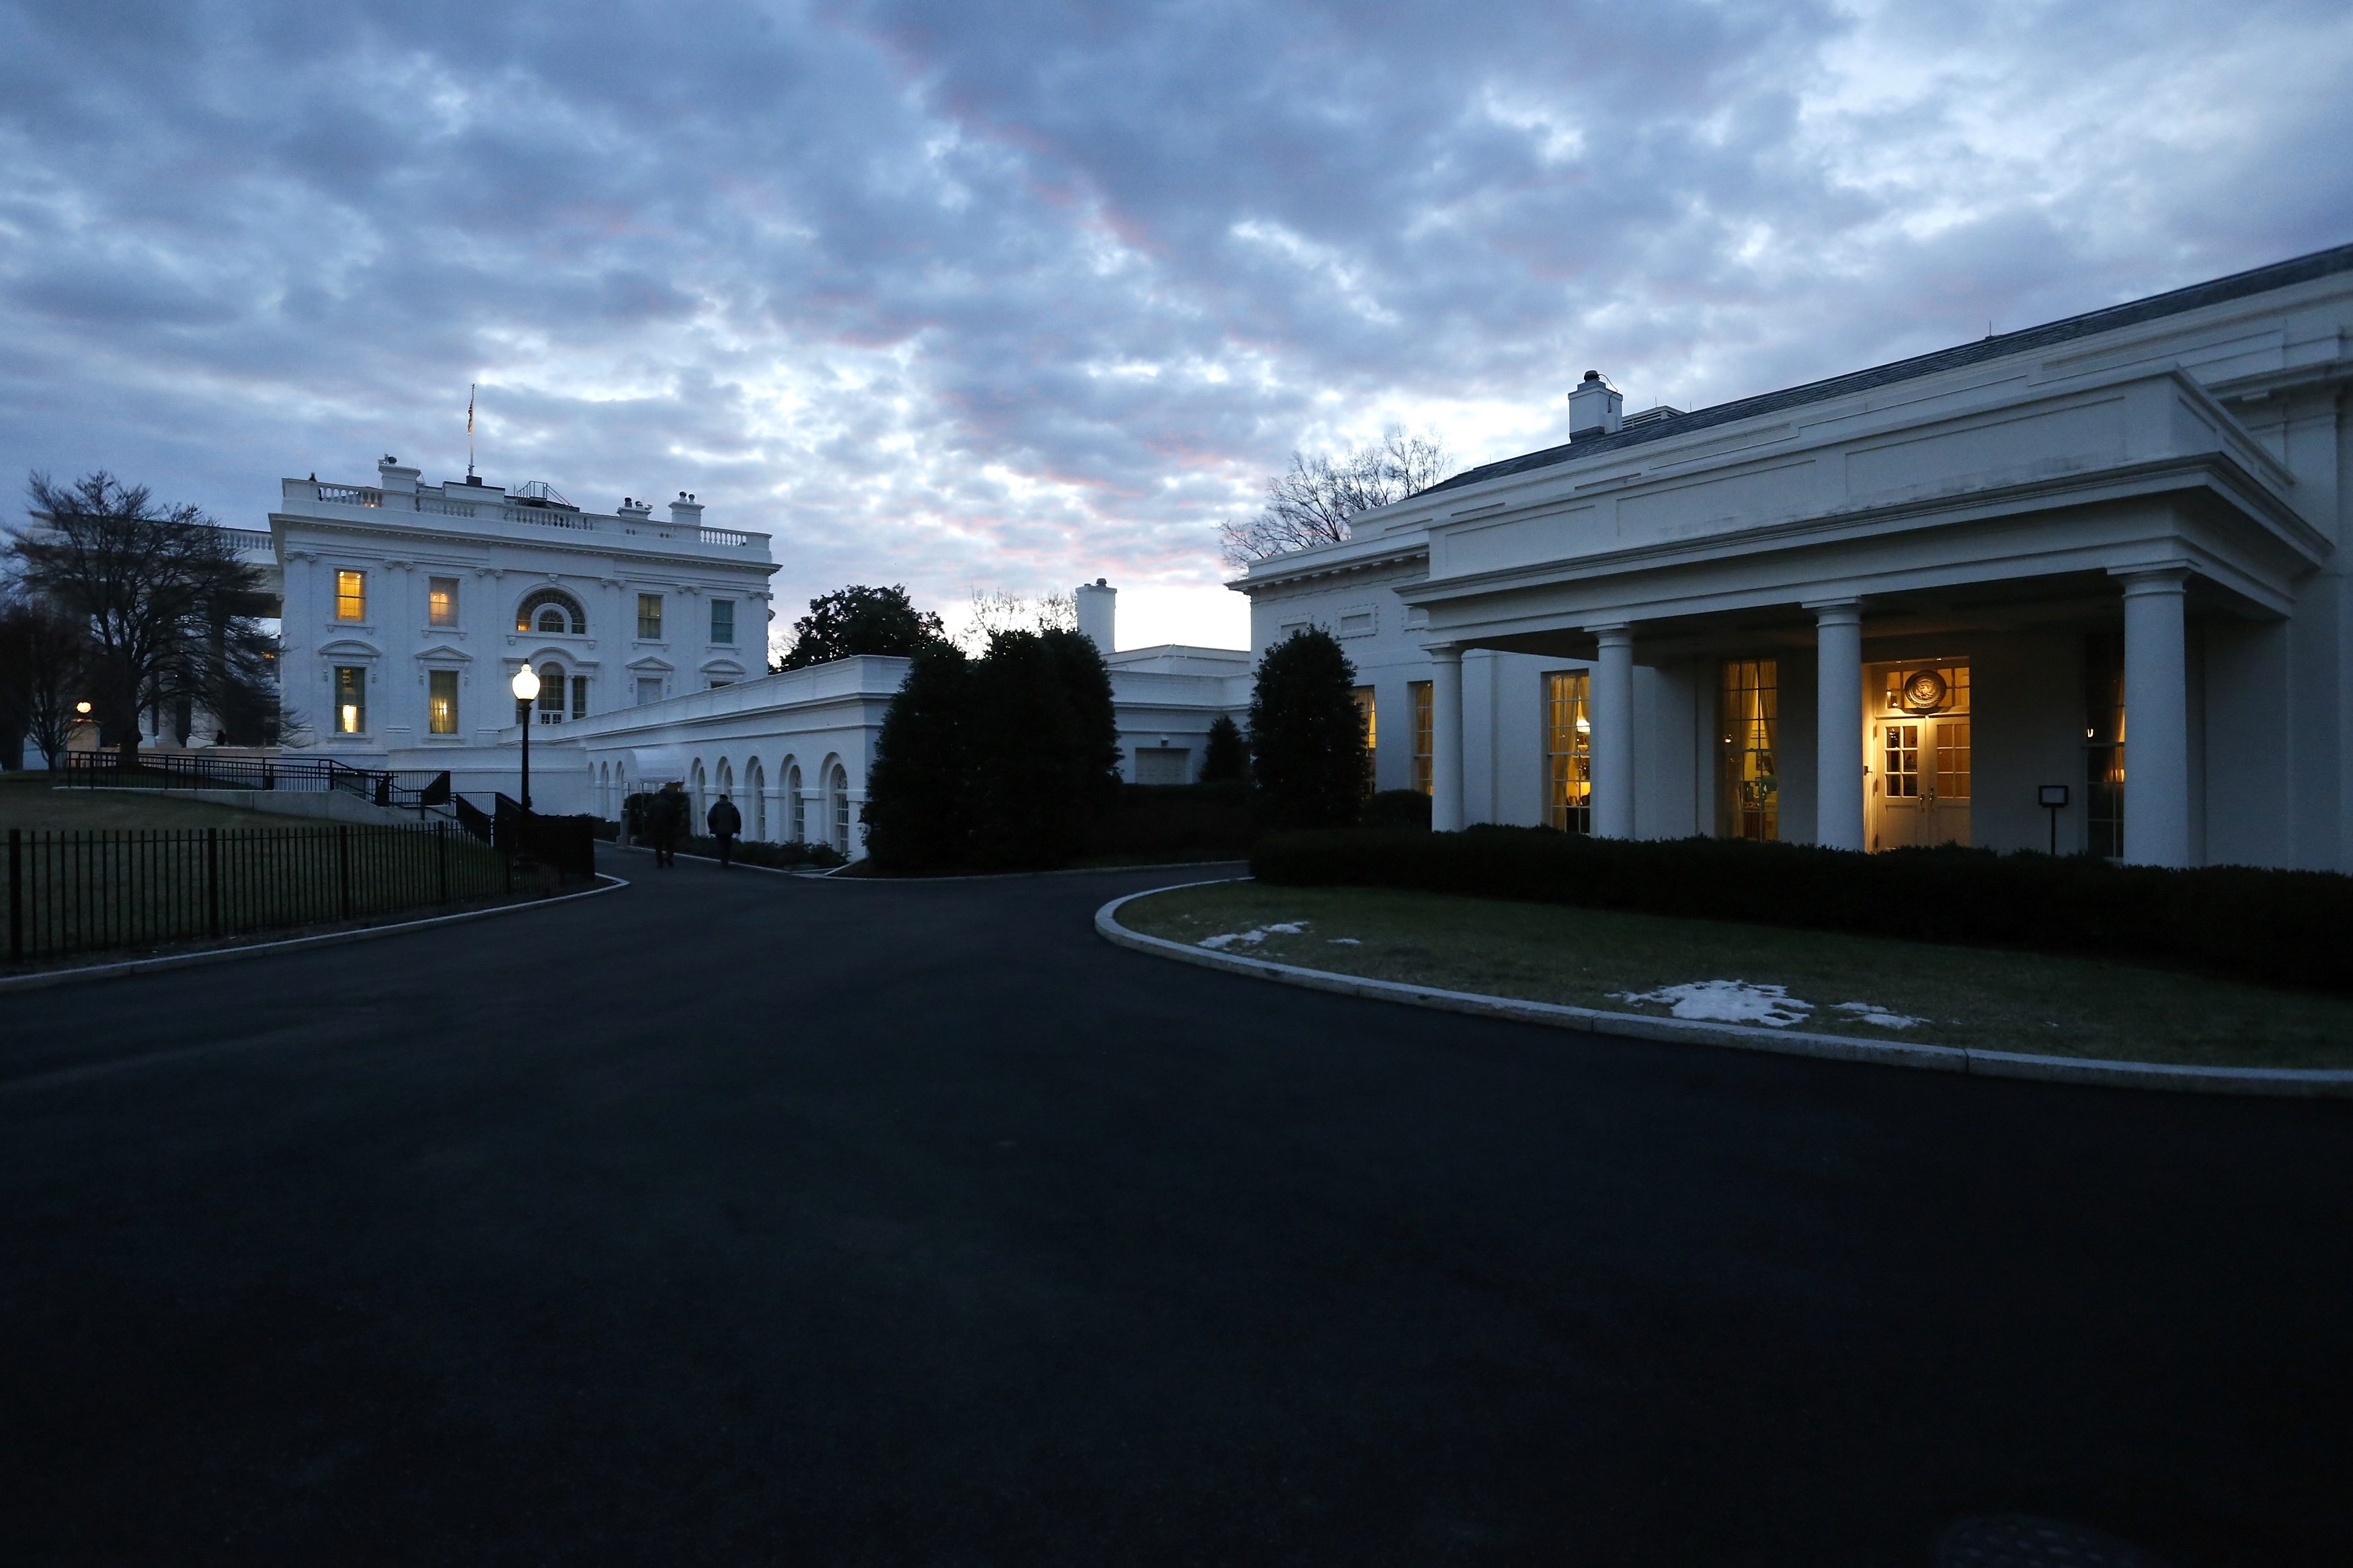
top-left (1250, 827), bottom-right (2353, 995)
top-left (1200, 715), bottom-right (1248, 784)
top-left (1248, 628), bottom-right (1363, 831)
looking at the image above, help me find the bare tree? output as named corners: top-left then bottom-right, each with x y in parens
top-left (959, 587), bottom-right (1077, 655)
top-left (0, 590), bottom-right (93, 770)
top-left (1220, 426), bottom-right (1451, 567)
top-left (7, 472), bottom-right (277, 762)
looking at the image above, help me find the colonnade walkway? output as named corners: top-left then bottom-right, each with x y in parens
top-left (1, 852), bottom-right (2347, 1563)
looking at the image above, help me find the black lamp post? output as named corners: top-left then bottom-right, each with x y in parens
top-left (510, 663), bottom-right (539, 811)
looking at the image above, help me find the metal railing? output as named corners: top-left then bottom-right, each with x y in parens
top-left (4, 822), bottom-right (533, 966)
top-left (298, 483), bottom-right (766, 548)
top-left (63, 751), bottom-right (453, 815)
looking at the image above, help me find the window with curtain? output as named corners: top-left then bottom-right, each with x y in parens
top-left (1352, 687), bottom-right (1376, 796)
top-left (428, 577), bottom-right (459, 627)
top-left (428, 669), bottom-right (458, 735)
top-left (334, 569), bottom-right (366, 621)
top-left (2084, 631), bottom-right (2125, 858)
top-left (1543, 671), bottom-right (1591, 834)
top-left (637, 593), bottom-right (664, 640)
top-left (333, 665), bottom-right (366, 734)
top-left (1718, 659), bottom-right (1780, 841)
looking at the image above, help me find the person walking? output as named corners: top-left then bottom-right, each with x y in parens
top-left (707, 791), bottom-right (742, 869)
top-left (649, 780), bottom-right (687, 867)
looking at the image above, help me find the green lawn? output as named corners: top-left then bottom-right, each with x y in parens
top-left (0, 776), bottom-right (286, 829)
top-left (1116, 880), bottom-right (2353, 1070)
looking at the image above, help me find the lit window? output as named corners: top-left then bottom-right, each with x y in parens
top-left (637, 594), bottom-right (664, 640)
top-left (1718, 659), bottom-right (1780, 842)
top-left (1543, 671), bottom-right (1591, 833)
top-left (711, 600), bottom-right (735, 644)
top-left (334, 570), bottom-right (366, 621)
top-left (1352, 686), bottom-right (1376, 796)
top-left (428, 577), bottom-right (459, 628)
top-left (516, 588), bottom-right (584, 634)
top-left (428, 669), bottom-right (458, 735)
top-left (333, 665), bottom-right (366, 734)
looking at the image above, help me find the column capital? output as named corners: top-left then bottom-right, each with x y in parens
top-left (2110, 563), bottom-right (2192, 596)
top-left (1585, 622), bottom-right (1634, 645)
top-left (1420, 641), bottom-right (1464, 662)
top-left (1802, 596), bottom-right (1864, 623)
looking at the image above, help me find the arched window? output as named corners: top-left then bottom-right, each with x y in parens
top-left (715, 758), bottom-right (734, 820)
top-left (828, 761), bottom-right (850, 854)
top-left (746, 760), bottom-right (766, 840)
top-left (786, 764), bottom-right (803, 843)
top-left (515, 587), bottom-right (587, 634)
top-left (690, 759), bottom-right (707, 821)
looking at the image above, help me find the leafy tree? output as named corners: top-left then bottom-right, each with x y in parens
top-left (1247, 627), bottom-right (1364, 830)
top-left (774, 583), bottom-right (947, 671)
top-left (6, 472), bottom-right (276, 761)
top-left (959, 587), bottom-right (1076, 655)
top-left (1199, 714), bottom-right (1248, 783)
top-left (861, 643), bottom-right (972, 870)
top-left (0, 590), bottom-right (91, 770)
top-left (1220, 427), bottom-right (1450, 567)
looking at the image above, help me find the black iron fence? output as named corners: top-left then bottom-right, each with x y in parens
top-left (63, 751), bottom-right (452, 813)
top-left (5, 821), bottom-right (543, 966)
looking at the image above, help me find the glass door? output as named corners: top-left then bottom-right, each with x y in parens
top-left (1868, 663), bottom-right (1970, 850)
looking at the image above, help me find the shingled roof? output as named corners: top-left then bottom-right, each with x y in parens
top-left (1421, 241), bottom-right (2353, 498)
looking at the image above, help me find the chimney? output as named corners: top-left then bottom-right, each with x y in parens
top-left (1076, 577), bottom-right (1116, 653)
top-left (376, 454), bottom-right (420, 494)
top-left (1566, 370), bottom-right (1623, 442)
top-left (617, 496), bottom-right (653, 521)
top-left (668, 491), bottom-right (704, 530)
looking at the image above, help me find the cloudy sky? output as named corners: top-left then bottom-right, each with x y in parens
top-left (2, 0), bottom-right (2346, 655)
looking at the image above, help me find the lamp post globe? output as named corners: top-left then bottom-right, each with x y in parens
top-left (510, 665), bottom-right (540, 813)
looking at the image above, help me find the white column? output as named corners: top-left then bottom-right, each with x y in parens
top-left (1429, 644), bottom-right (1464, 832)
top-left (2119, 567), bottom-right (2192, 867)
top-left (1589, 625), bottom-right (1636, 838)
top-left (1810, 599), bottom-right (1866, 852)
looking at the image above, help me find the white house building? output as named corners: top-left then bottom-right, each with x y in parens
top-left (1233, 242), bottom-right (2353, 872)
top-left (247, 464), bottom-right (1247, 858)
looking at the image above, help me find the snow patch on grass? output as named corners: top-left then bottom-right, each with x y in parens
top-left (1833, 1001), bottom-right (1924, 1029)
top-left (1198, 921), bottom-right (1308, 950)
top-left (1611, 980), bottom-right (1812, 1028)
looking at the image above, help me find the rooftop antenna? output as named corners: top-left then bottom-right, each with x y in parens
top-left (466, 384), bottom-right (477, 479)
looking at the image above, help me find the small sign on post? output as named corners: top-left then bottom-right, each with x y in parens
top-left (2038, 784), bottom-right (2070, 856)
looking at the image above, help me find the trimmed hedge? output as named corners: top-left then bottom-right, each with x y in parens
top-left (1252, 827), bottom-right (2353, 995)
top-left (679, 835), bottom-right (846, 869)
top-left (1084, 780), bottom-right (1254, 860)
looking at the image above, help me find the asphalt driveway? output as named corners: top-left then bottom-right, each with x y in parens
top-left (1, 849), bottom-right (2346, 1565)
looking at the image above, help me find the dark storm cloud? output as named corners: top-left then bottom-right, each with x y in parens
top-left (1, 0), bottom-right (2346, 647)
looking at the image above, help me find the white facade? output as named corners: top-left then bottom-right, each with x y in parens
top-left (272, 459), bottom-right (780, 769)
top-left (1236, 243), bottom-right (2353, 872)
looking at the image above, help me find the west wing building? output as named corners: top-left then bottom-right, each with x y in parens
top-left (1236, 244), bottom-right (2353, 872)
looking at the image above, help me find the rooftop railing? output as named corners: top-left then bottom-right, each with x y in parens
top-left (293, 483), bottom-right (766, 550)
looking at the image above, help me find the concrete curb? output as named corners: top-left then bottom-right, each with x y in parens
top-left (0, 874), bottom-right (629, 995)
top-left (1094, 882), bottom-right (2353, 1100)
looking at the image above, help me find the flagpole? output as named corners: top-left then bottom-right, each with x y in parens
top-left (467, 384), bottom-right (476, 479)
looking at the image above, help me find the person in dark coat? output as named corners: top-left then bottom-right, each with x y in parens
top-left (648, 781), bottom-right (687, 867)
top-left (707, 792), bottom-right (743, 868)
